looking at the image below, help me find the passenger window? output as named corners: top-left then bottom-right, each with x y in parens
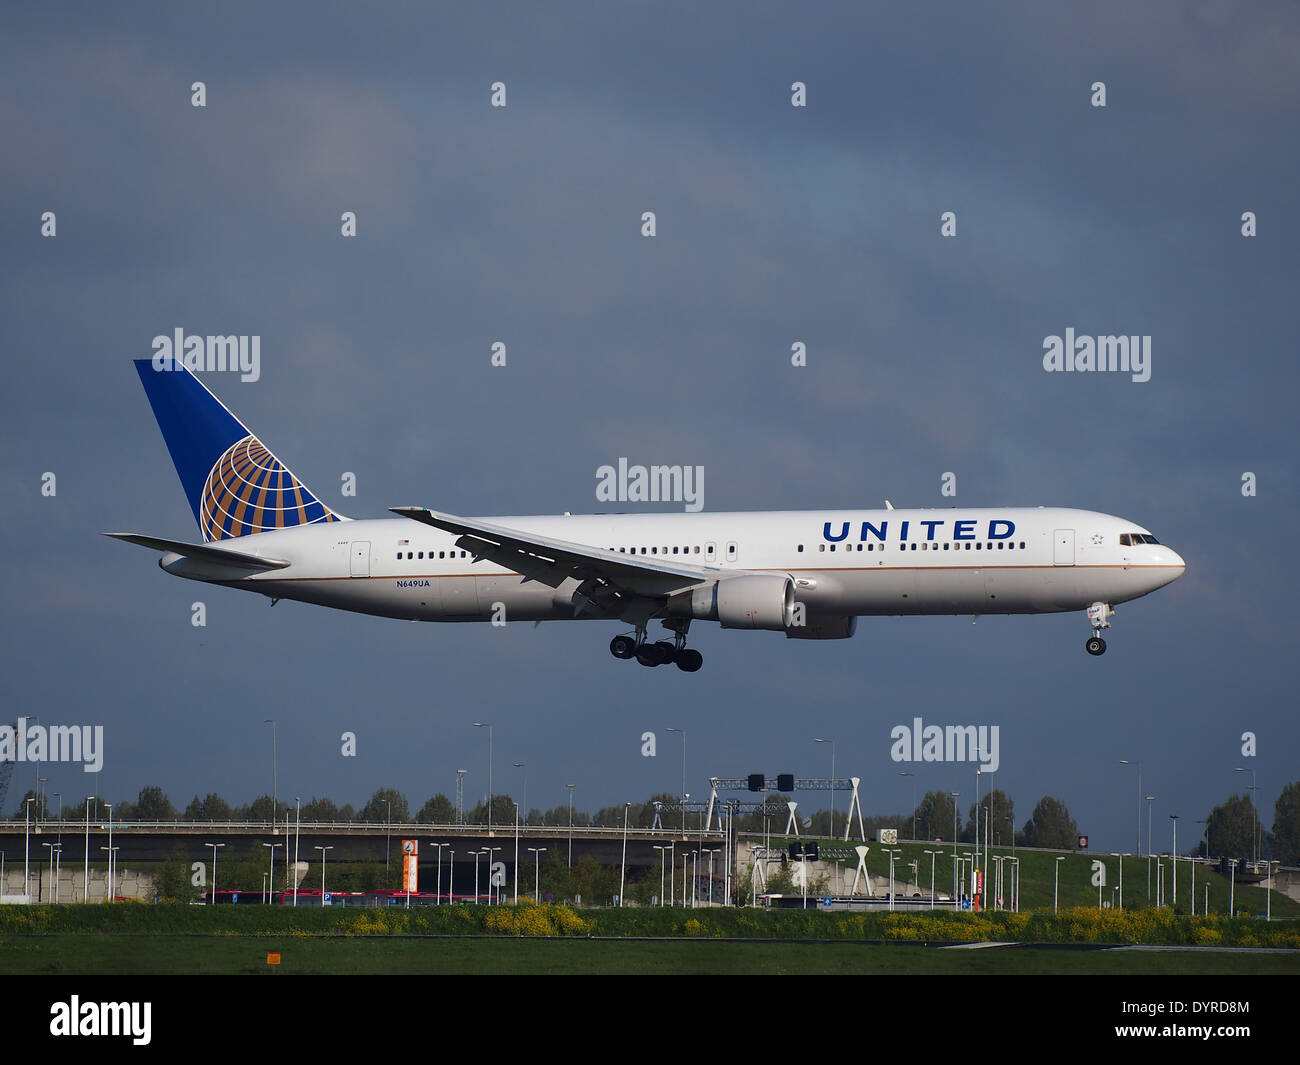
top-left (407, 552), bottom-right (413, 559)
top-left (797, 545), bottom-right (804, 552)
top-left (819, 544), bottom-right (825, 552)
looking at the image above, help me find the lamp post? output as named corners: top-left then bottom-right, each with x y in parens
top-left (472, 722), bottom-right (493, 832)
top-left (429, 842), bottom-right (448, 905)
top-left (1234, 767), bottom-right (1258, 865)
top-left (314, 845), bottom-right (332, 906)
top-left (84, 797), bottom-right (91, 904)
top-left (42, 842), bottom-right (60, 903)
top-left (513, 803), bottom-right (520, 904)
top-left (666, 728), bottom-right (686, 831)
top-left (815, 737), bottom-right (835, 837)
top-left (1120, 759), bottom-right (1142, 855)
top-left (24, 796), bottom-right (35, 899)
top-left (923, 849), bottom-right (938, 909)
top-left (385, 799), bottom-right (392, 880)
top-left (1145, 795), bottom-right (1155, 898)
top-left (448, 849), bottom-right (455, 903)
top-left (484, 846), bottom-right (501, 904)
top-left (262, 842), bottom-right (281, 903)
top-left (513, 762), bottom-right (527, 821)
top-left (293, 797), bottom-right (302, 906)
top-left (471, 849), bottom-right (483, 903)
top-left (1054, 856), bottom-right (1065, 914)
top-left (264, 718), bottom-right (277, 821)
top-left (100, 846), bottom-right (118, 901)
top-left (1169, 814), bottom-right (1179, 910)
top-left (950, 792), bottom-right (960, 900)
top-left (1227, 857), bottom-right (1237, 915)
top-left (105, 802), bottom-right (114, 903)
top-left (566, 783), bottom-right (576, 867)
top-left (527, 847), bottom-right (546, 902)
top-left (620, 802), bottom-right (632, 906)
top-left (898, 770), bottom-right (915, 840)
top-left (653, 844), bottom-right (669, 906)
top-left (205, 842), bottom-right (225, 904)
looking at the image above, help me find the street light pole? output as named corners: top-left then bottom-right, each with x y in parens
top-left (950, 792), bottom-right (960, 901)
top-left (84, 797), bottom-right (91, 904)
top-left (513, 762), bottom-right (527, 821)
top-left (1169, 814), bottom-right (1179, 910)
top-left (1054, 856), bottom-right (1065, 914)
top-left (1235, 767), bottom-right (1258, 865)
top-left (262, 842), bottom-right (281, 903)
top-left (898, 771), bottom-right (915, 840)
top-left (23, 797), bottom-right (34, 899)
top-left (1120, 759), bottom-right (1141, 855)
top-left (666, 728), bottom-right (686, 831)
top-left (314, 845), bottom-right (333, 906)
top-left (528, 847), bottom-right (546, 902)
top-left (293, 797), bottom-right (302, 907)
top-left (619, 802), bottom-right (632, 906)
top-left (815, 737), bottom-right (835, 837)
top-left (205, 842), bottom-right (225, 904)
top-left (566, 783), bottom-right (576, 867)
top-left (264, 718), bottom-right (277, 822)
top-left (472, 722), bottom-right (493, 833)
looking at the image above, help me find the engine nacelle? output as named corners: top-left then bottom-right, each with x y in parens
top-left (681, 574), bottom-right (796, 630)
top-left (785, 615), bottom-right (857, 640)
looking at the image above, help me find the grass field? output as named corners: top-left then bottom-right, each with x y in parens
top-left (3, 933), bottom-right (1298, 975)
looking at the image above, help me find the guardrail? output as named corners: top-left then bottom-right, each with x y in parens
top-left (0, 819), bottom-right (722, 837)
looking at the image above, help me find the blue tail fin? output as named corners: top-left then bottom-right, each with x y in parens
top-left (133, 358), bottom-right (343, 541)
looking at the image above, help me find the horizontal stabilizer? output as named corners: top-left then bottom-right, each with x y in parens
top-left (105, 532), bottom-right (290, 571)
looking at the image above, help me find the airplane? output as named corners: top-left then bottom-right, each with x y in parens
top-left (110, 358), bottom-right (1186, 672)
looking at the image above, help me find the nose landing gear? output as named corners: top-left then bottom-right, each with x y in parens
top-left (1085, 601), bottom-right (1114, 656)
top-left (608, 621), bottom-right (704, 672)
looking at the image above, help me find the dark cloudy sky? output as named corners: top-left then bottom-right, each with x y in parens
top-left (3, 2), bottom-right (1296, 853)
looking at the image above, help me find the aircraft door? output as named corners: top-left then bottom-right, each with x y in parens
top-left (1052, 529), bottom-right (1075, 566)
top-left (350, 541), bottom-right (371, 577)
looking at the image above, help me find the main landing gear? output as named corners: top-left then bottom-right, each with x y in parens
top-left (609, 620), bottom-right (704, 672)
top-left (1085, 601), bottom-right (1114, 656)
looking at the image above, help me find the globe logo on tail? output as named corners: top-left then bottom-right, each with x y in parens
top-left (200, 435), bottom-right (338, 541)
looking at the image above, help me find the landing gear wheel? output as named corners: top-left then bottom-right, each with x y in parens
top-left (675, 648), bottom-right (704, 672)
top-left (635, 646), bottom-right (661, 667)
top-left (651, 640), bottom-right (677, 665)
top-left (610, 635), bottom-right (637, 660)
top-left (1085, 636), bottom-right (1106, 656)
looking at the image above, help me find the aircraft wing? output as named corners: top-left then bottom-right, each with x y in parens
top-left (105, 532), bottom-right (291, 571)
top-left (389, 507), bottom-right (712, 600)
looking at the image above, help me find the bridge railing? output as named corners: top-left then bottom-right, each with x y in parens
top-left (0, 819), bottom-right (722, 837)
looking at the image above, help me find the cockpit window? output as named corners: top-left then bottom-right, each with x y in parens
top-left (1141, 534), bottom-right (1160, 544)
top-left (1121, 532), bottom-right (1160, 546)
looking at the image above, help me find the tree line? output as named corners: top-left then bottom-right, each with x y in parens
top-left (11, 782), bottom-right (1299, 864)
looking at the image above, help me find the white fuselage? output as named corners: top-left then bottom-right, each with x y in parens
top-left (161, 507), bottom-right (1185, 625)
